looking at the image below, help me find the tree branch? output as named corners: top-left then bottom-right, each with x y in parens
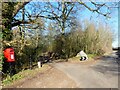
top-left (12, 19), bottom-right (32, 27)
top-left (13, 0), bottom-right (32, 18)
top-left (79, 0), bottom-right (110, 18)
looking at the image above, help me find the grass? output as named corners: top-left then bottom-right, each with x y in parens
top-left (0, 53), bottom-right (4, 71)
top-left (87, 54), bottom-right (97, 58)
top-left (2, 74), bottom-right (23, 86)
top-left (68, 54), bottom-right (97, 63)
top-left (2, 64), bottom-right (50, 86)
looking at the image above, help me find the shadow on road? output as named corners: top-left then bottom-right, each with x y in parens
top-left (91, 52), bottom-right (119, 76)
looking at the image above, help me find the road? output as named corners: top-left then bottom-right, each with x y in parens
top-left (4, 51), bottom-right (119, 88)
top-left (52, 51), bottom-right (119, 88)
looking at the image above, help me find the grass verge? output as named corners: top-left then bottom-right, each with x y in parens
top-left (68, 54), bottom-right (98, 63)
top-left (2, 64), bottom-right (50, 87)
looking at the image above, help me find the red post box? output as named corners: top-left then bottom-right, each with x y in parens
top-left (4, 48), bottom-right (15, 62)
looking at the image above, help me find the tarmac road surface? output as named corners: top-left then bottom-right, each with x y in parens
top-left (52, 51), bottom-right (119, 88)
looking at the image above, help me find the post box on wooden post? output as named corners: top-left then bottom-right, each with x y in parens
top-left (4, 48), bottom-right (15, 62)
top-left (3, 48), bottom-right (15, 76)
